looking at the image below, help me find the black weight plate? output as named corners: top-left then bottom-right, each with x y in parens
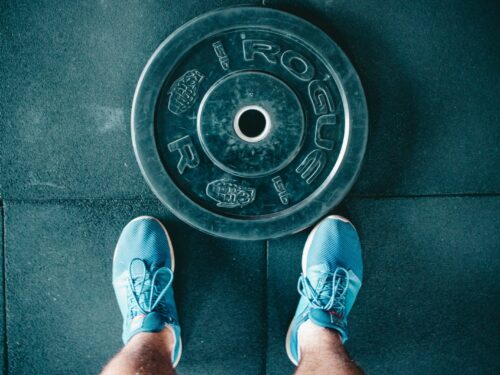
top-left (132, 6), bottom-right (368, 240)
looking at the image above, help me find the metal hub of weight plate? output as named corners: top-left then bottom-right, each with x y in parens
top-left (132, 6), bottom-right (368, 240)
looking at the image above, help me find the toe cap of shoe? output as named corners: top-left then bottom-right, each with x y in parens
top-left (306, 216), bottom-right (363, 279)
top-left (113, 216), bottom-right (172, 277)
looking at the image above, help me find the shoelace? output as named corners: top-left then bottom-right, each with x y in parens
top-left (298, 266), bottom-right (349, 315)
top-left (128, 258), bottom-right (173, 315)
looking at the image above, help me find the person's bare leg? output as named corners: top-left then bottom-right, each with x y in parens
top-left (101, 326), bottom-right (176, 375)
top-left (294, 321), bottom-right (363, 375)
top-left (103, 216), bottom-right (182, 373)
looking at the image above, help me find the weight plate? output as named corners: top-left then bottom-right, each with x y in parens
top-left (132, 6), bottom-right (368, 240)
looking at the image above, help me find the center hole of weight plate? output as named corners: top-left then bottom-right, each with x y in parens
top-left (234, 105), bottom-right (271, 143)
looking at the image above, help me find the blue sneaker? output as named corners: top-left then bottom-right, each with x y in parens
top-left (286, 215), bottom-right (363, 365)
top-left (112, 216), bottom-right (182, 367)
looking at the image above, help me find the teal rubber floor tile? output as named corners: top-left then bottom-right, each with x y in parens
top-left (0, 207), bottom-right (4, 375)
top-left (266, 233), bottom-right (305, 375)
top-left (266, 0), bottom-right (500, 196)
top-left (266, 196), bottom-right (500, 374)
top-left (4, 200), bottom-right (266, 375)
top-left (0, 0), bottom-right (261, 200)
top-left (2, 0), bottom-right (499, 201)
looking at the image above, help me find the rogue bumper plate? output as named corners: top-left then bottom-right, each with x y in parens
top-left (132, 6), bottom-right (368, 240)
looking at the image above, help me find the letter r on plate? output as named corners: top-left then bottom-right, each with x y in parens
top-left (168, 135), bottom-right (200, 174)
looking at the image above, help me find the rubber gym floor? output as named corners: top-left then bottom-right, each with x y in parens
top-left (1, 1), bottom-right (499, 374)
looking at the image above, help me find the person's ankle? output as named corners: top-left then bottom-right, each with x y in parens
top-left (160, 325), bottom-right (176, 353)
top-left (298, 320), bottom-right (343, 353)
top-left (128, 325), bottom-right (175, 354)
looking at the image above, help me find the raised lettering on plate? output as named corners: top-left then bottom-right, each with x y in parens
top-left (296, 149), bottom-right (326, 184)
top-left (272, 176), bottom-right (289, 205)
top-left (314, 114), bottom-right (336, 150)
top-left (167, 135), bottom-right (200, 174)
top-left (281, 50), bottom-right (315, 81)
top-left (242, 39), bottom-right (281, 64)
top-left (308, 80), bottom-right (335, 115)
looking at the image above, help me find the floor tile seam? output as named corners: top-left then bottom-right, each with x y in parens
top-left (1, 192), bottom-right (499, 205)
top-left (1, 204), bottom-right (8, 374)
top-left (347, 192), bottom-right (500, 200)
top-left (264, 239), bottom-right (269, 375)
top-left (0, 197), bottom-right (162, 205)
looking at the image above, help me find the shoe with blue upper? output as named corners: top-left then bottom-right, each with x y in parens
top-left (112, 216), bottom-right (182, 367)
top-left (286, 215), bottom-right (363, 365)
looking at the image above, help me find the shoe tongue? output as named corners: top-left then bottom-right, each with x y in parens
top-left (130, 312), bottom-right (165, 333)
top-left (142, 312), bottom-right (166, 331)
top-left (306, 264), bottom-right (329, 285)
top-left (307, 264), bottom-right (334, 305)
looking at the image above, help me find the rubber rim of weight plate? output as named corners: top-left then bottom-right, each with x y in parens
top-left (131, 6), bottom-right (368, 240)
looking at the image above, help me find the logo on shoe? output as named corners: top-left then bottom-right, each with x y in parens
top-left (329, 310), bottom-right (343, 323)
